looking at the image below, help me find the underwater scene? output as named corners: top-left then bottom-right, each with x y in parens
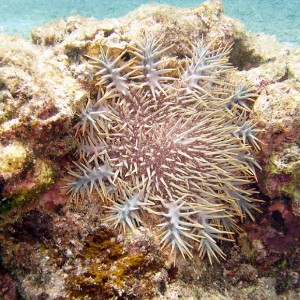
top-left (0, 0), bottom-right (299, 299)
top-left (1, 0), bottom-right (300, 45)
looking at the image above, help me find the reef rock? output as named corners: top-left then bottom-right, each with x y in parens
top-left (30, 0), bottom-right (253, 89)
top-left (0, 1), bottom-right (300, 300)
top-left (0, 34), bottom-right (86, 214)
top-left (243, 42), bottom-right (300, 213)
top-left (254, 80), bottom-right (300, 204)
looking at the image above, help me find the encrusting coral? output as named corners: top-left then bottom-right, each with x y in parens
top-left (66, 35), bottom-right (261, 264)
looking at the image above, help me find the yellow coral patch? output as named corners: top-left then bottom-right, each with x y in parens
top-left (0, 142), bottom-right (27, 180)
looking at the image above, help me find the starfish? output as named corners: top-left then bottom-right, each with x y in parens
top-left (66, 36), bottom-right (261, 264)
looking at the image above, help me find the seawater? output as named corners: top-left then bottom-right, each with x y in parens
top-left (1, 0), bottom-right (299, 46)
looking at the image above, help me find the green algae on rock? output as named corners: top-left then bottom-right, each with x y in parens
top-left (252, 80), bottom-right (300, 211)
top-left (0, 159), bottom-right (54, 215)
top-left (236, 35), bottom-right (300, 215)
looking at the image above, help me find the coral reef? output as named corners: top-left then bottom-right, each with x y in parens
top-left (0, 0), bottom-right (300, 299)
top-left (0, 141), bottom-right (28, 180)
top-left (0, 269), bottom-right (17, 300)
top-left (253, 81), bottom-right (300, 207)
top-left (0, 159), bottom-right (54, 215)
top-left (242, 45), bottom-right (300, 215)
top-left (0, 34), bottom-right (86, 214)
top-left (1, 200), bottom-right (165, 299)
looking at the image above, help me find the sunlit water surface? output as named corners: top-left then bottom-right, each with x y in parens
top-left (1, 0), bottom-right (299, 45)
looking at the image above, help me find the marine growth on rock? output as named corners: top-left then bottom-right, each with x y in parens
top-left (66, 35), bottom-right (261, 264)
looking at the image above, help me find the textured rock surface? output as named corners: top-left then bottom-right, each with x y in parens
top-left (0, 141), bottom-right (28, 180)
top-left (30, 0), bottom-right (256, 88)
top-left (0, 35), bottom-right (85, 137)
top-left (0, 34), bottom-right (86, 214)
top-left (254, 81), bottom-right (300, 204)
top-left (0, 1), bottom-right (300, 299)
top-left (244, 44), bottom-right (300, 212)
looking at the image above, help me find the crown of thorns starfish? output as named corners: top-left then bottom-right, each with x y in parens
top-left (66, 35), bottom-right (261, 264)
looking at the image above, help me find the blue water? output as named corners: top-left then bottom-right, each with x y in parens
top-left (0, 0), bottom-right (299, 45)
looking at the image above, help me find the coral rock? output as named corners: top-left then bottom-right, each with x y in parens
top-left (0, 141), bottom-right (28, 180)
